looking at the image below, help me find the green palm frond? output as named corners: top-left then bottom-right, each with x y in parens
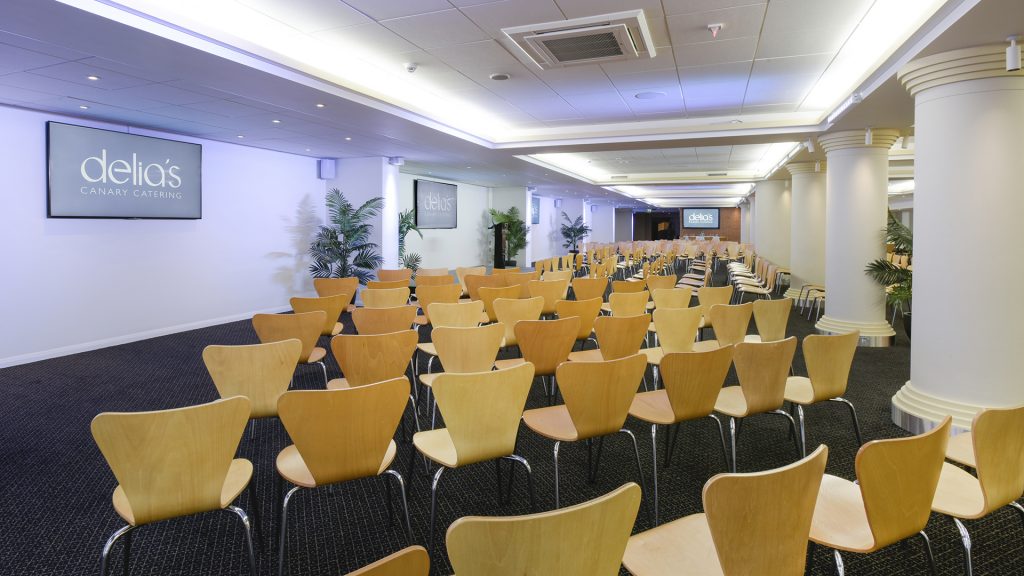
top-left (309, 188), bottom-right (383, 283)
top-left (864, 210), bottom-right (913, 307)
top-left (560, 212), bottom-right (592, 250)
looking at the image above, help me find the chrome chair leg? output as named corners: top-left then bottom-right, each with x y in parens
top-left (952, 518), bottom-right (974, 576)
top-left (277, 486), bottom-right (300, 576)
top-left (552, 441), bottom-right (562, 508)
top-left (100, 524), bottom-right (134, 576)
top-left (829, 397), bottom-right (863, 447)
top-left (620, 428), bottom-right (650, 523)
top-left (833, 549), bottom-right (845, 576)
top-left (771, 408), bottom-right (803, 458)
top-left (919, 530), bottom-right (938, 575)
top-left (317, 361), bottom-right (328, 386)
top-left (708, 414), bottom-right (729, 469)
top-left (503, 454), bottom-right (536, 511)
top-left (1010, 501), bottom-right (1024, 529)
top-left (383, 469), bottom-right (413, 541)
top-left (226, 505), bottom-right (258, 575)
top-left (427, 466), bottom-right (446, 560)
top-left (728, 417), bottom-right (738, 473)
top-left (650, 424), bottom-right (660, 525)
top-left (795, 404), bottom-right (807, 458)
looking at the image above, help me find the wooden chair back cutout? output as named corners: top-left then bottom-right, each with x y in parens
top-left (344, 546), bottom-right (429, 576)
top-left (802, 331), bottom-right (859, 402)
top-left (330, 330), bottom-right (418, 386)
top-left (290, 294), bottom-right (347, 336)
top-left (479, 285), bottom-right (522, 322)
top-left (203, 339), bottom-right (301, 418)
top-left (432, 322), bottom-right (506, 373)
top-left (278, 378), bottom-right (408, 486)
top-left (91, 396), bottom-right (251, 526)
top-left (446, 483), bottom-right (641, 576)
top-left (494, 297), bottom-right (545, 347)
top-left (651, 288), bottom-right (692, 310)
top-left (376, 268), bottom-right (413, 283)
top-left (253, 311), bottom-right (325, 363)
top-left (413, 284), bottom-right (463, 323)
top-left (654, 306), bottom-right (702, 353)
top-left (367, 279), bottom-right (409, 290)
top-left (515, 317), bottom-right (580, 376)
top-left (555, 297), bottom-right (603, 341)
top-left (645, 274), bottom-right (677, 293)
top-left (557, 354), bottom-right (647, 438)
top-left (612, 280), bottom-right (646, 294)
top-left (593, 314), bottom-right (651, 360)
top-left (708, 302), bottom-right (754, 346)
top-left (973, 405), bottom-right (1024, 512)
top-left (528, 279), bottom-right (570, 314)
top-left (752, 298), bottom-right (793, 342)
top-left (351, 305), bottom-right (417, 335)
top-left (732, 337), bottom-right (798, 414)
top-left (572, 277), bottom-right (608, 302)
top-left (609, 291), bottom-right (649, 317)
top-left (314, 277), bottom-right (358, 308)
top-left (427, 300), bottom-right (485, 328)
top-left (465, 274), bottom-right (506, 301)
top-left (660, 346), bottom-right (735, 421)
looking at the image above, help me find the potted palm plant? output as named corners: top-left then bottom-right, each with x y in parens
top-left (308, 188), bottom-right (383, 284)
top-left (559, 211), bottom-right (592, 254)
top-left (865, 211), bottom-right (912, 338)
top-left (488, 207), bottom-right (529, 267)
top-left (398, 208), bottom-right (423, 274)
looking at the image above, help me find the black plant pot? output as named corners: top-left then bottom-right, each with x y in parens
top-left (902, 313), bottom-right (912, 340)
top-left (505, 260), bottom-right (517, 268)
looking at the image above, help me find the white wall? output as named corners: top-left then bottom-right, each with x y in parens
top-left (614, 208), bottom-right (634, 242)
top-left (587, 203), bottom-right (615, 244)
top-left (530, 196), bottom-right (583, 261)
top-left (0, 105), bottom-right (324, 367)
top-left (398, 173), bottom-right (490, 269)
top-left (327, 157), bottom-right (399, 270)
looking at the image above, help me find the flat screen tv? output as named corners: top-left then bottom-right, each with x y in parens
top-left (47, 121), bottom-right (202, 219)
top-left (414, 179), bottom-right (457, 229)
top-left (682, 208), bottom-right (720, 229)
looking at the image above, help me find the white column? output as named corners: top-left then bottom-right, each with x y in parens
top-left (815, 129), bottom-right (899, 346)
top-left (330, 157), bottom-right (399, 269)
top-left (892, 45), bottom-right (1024, 431)
top-left (784, 162), bottom-right (826, 298)
top-left (752, 179), bottom-right (790, 266)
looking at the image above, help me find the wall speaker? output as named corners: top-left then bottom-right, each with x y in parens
top-left (554, 198), bottom-right (562, 208)
top-left (591, 204), bottom-right (598, 212)
top-left (388, 156), bottom-right (405, 166)
top-left (317, 158), bottom-right (336, 180)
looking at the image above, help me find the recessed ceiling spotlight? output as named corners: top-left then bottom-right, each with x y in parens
top-left (489, 73), bottom-right (510, 81)
top-left (315, 103), bottom-right (325, 108)
top-left (79, 105), bottom-right (89, 109)
top-left (272, 119), bottom-right (281, 124)
top-left (236, 135), bottom-right (245, 139)
top-left (86, 75), bottom-right (100, 81)
top-left (634, 91), bottom-right (665, 100)
top-left (465, 166), bottom-right (472, 169)
top-left (344, 137), bottom-right (352, 141)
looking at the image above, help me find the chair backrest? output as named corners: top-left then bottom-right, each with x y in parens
top-left (367, 279), bottom-right (409, 290)
top-left (427, 301), bottom-right (485, 328)
top-left (493, 297), bottom-right (545, 347)
top-left (505, 270), bottom-right (541, 298)
top-left (290, 294), bottom-right (347, 336)
top-left (609, 290), bottom-right (649, 317)
top-left (362, 287), bottom-right (410, 308)
top-left (91, 396), bottom-right (251, 526)
top-left (555, 297), bottom-right (603, 341)
top-left (376, 268), bottom-right (413, 283)
top-left (465, 274), bottom-right (506, 301)
top-left (416, 267), bottom-right (450, 277)
top-left (447, 483), bottom-right (641, 576)
top-left (432, 362), bottom-right (535, 466)
top-left (705, 445), bottom-right (828, 576)
top-left (330, 330), bottom-right (418, 386)
top-left (612, 280), bottom-right (646, 294)
top-left (732, 337), bottom-right (797, 414)
top-left (278, 378), bottom-right (408, 486)
top-left (479, 285), bottom-right (523, 322)
top-left (314, 277), bottom-right (358, 310)
top-left (528, 279), bottom-right (570, 314)
top-left (345, 546), bottom-right (429, 576)
top-left (543, 270), bottom-right (573, 283)
top-left (351, 305), bottom-right (417, 335)
top-left (857, 417), bottom-right (951, 548)
top-left (752, 298), bottom-right (792, 342)
top-left (697, 286), bottom-right (734, 319)
top-left (651, 288), bottom-right (692, 310)
top-left (414, 284), bottom-right (463, 323)
top-left (415, 274), bottom-right (455, 287)
top-left (802, 331), bottom-right (859, 402)
top-left (653, 306), bottom-right (702, 353)
top-left (708, 302), bottom-right (754, 345)
top-left (557, 354), bottom-right (647, 438)
top-left (660, 346), bottom-right (735, 421)
top-left (252, 311), bottom-right (325, 363)
top-left (515, 317), bottom-right (580, 376)
top-left (455, 266), bottom-right (487, 296)
top-left (432, 322), bottom-right (505, 373)
top-left (492, 267), bottom-right (521, 275)
top-left (973, 405), bottom-right (1024, 513)
top-left (645, 274), bottom-right (676, 293)
top-left (572, 277), bottom-right (608, 302)
top-left (593, 314), bottom-right (651, 360)
top-left (203, 340), bottom-right (301, 419)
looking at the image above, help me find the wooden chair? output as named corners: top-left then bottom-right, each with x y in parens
top-left (290, 294), bottom-right (346, 336)
top-left (479, 285), bottom-right (522, 323)
top-left (447, 483), bottom-right (641, 576)
top-left (629, 346), bottom-right (734, 523)
top-left (345, 546), bottom-right (429, 576)
top-left (351, 305), bottom-right (417, 335)
top-left (328, 330), bottom-right (418, 389)
top-left (202, 339), bottom-right (301, 436)
top-left (542, 270), bottom-right (573, 283)
top-left (464, 273), bottom-right (505, 301)
top-left (411, 283), bottom-right (462, 328)
top-left (503, 270), bottom-right (541, 298)
top-left (415, 273), bottom-right (454, 287)
top-left (253, 311), bottom-right (328, 385)
top-left (612, 279), bottom-right (647, 294)
top-left (651, 288), bottom-right (692, 310)
top-left (645, 274), bottom-right (677, 295)
top-left (493, 296), bottom-right (544, 349)
top-left (571, 276), bottom-right (608, 302)
top-left (492, 267), bottom-right (521, 275)
top-left (784, 331), bottom-right (862, 455)
top-left (931, 406), bottom-right (1024, 575)
top-left (314, 277), bottom-right (358, 313)
top-left (528, 279), bottom-right (570, 316)
top-left (277, 378), bottom-right (412, 576)
top-left (623, 446), bottom-right (828, 576)
top-left (810, 418), bottom-right (952, 575)
top-left (416, 267), bottom-right (449, 277)
top-left (416, 301), bottom-right (486, 379)
top-left (693, 302), bottom-right (753, 352)
top-left (412, 363), bottom-right (537, 555)
top-left (420, 322), bottom-right (505, 428)
top-left (376, 268), bottom-right (412, 283)
top-left (555, 297), bottom-right (602, 349)
top-left (455, 266), bottom-right (486, 297)
top-left (568, 314), bottom-right (651, 364)
top-left (523, 354), bottom-right (648, 508)
top-left (367, 279), bottom-right (409, 290)
top-left (746, 297), bottom-right (793, 342)
top-left (362, 287), bottom-right (410, 308)
top-left (494, 317), bottom-right (580, 404)
top-left (604, 290), bottom-right (650, 317)
top-left (696, 285), bottom-right (733, 337)
top-left (92, 397), bottom-right (257, 576)
top-left (641, 306), bottom-right (702, 388)
top-left (713, 337), bottom-right (800, 472)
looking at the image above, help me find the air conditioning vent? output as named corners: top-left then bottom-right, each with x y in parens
top-left (502, 10), bottom-right (656, 70)
top-left (707, 172), bottom-right (728, 177)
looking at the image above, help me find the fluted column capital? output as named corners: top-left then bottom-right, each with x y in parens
top-left (899, 44), bottom-right (1024, 97)
top-left (786, 161), bottom-right (826, 175)
top-left (817, 129), bottom-right (900, 154)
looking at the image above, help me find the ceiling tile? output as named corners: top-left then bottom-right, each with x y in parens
top-left (0, 30), bottom-right (90, 60)
top-left (146, 105), bottom-right (232, 125)
top-left (114, 83), bottom-right (216, 105)
top-left (341, 0), bottom-right (455, 21)
top-left (0, 42), bottom-right (65, 76)
top-left (76, 56), bottom-right (179, 83)
top-left (534, 65), bottom-right (616, 95)
top-left (624, 85), bottom-right (684, 115)
top-left (513, 96), bottom-right (583, 121)
top-left (389, 51), bottom-right (481, 91)
top-left (667, 4), bottom-right (767, 46)
top-left (757, 0), bottom-right (872, 59)
top-left (607, 68), bottom-right (679, 92)
top-left (26, 60), bottom-right (152, 90)
top-left (662, 0), bottom-right (765, 16)
top-left (379, 9), bottom-right (490, 50)
top-left (743, 53), bottom-right (832, 107)
top-left (428, 39), bottom-right (522, 71)
top-left (238, 0), bottom-right (371, 33)
top-left (184, 99), bottom-right (270, 118)
top-left (0, 83), bottom-right (62, 104)
top-left (554, 0), bottom-right (662, 18)
top-left (313, 22), bottom-right (421, 55)
top-left (559, 91), bottom-right (632, 117)
top-left (599, 49), bottom-right (678, 75)
top-left (674, 36), bottom-right (757, 67)
top-left (680, 61), bottom-right (750, 115)
top-left (460, 0), bottom-right (565, 38)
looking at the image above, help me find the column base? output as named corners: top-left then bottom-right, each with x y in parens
top-left (892, 381), bottom-right (979, 433)
top-left (814, 315), bottom-right (895, 347)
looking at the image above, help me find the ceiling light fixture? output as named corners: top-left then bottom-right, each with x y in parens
top-left (236, 135), bottom-right (244, 139)
top-left (344, 137), bottom-right (351, 141)
top-left (707, 23), bottom-right (724, 39)
top-left (729, 119), bottom-right (743, 124)
top-left (315, 103), bottom-right (325, 108)
top-left (271, 119), bottom-right (281, 124)
top-left (86, 75), bottom-right (100, 81)
top-left (79, 105), bottom-right (89, 109)
top-left (489, 73), bottom-right (510, 81)
top-left (806, 138), bottom-right (816, 153)
top-left (1008, 35), bottom-right (1021, 72)
top-left (634, 91), bottom-right (665, 100)
top-left (865, 127), bottom-right (873, 146)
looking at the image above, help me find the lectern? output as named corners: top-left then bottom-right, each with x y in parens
top-left (492, 222), bottom-right (507, 269)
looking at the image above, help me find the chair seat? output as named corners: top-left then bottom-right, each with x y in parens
top-left (641, 347), bottom-right (664, 366)
top-left (743, 334), bottom-right (763, 343)
top-left (932, 462), bottom-right (987, 519)
top-left (479, 312), bottom-right (491, 324)
top-left (622, 512), bottom-right (723, 576)
top-left (691, 340), bottom-right (721, 353)
top-left (412, 316), bottom-right (429, 326)
top-left (306, 347), bottom-right (327, 364)
top-left (494, 358), bottom-right (527, 370)
top-left (419, 372), bottom-right (440, 388)
top-left (417, 343), bottom-right (437, 357)
top-left (326, 377), bottom-right (351, 390)
top-left (783, 377), bottom-right (816, 405)
top-left (276, 441), bottom-right (397, 488)
top-left (567, 349), bottom-right (604, 362)
top-left (112, 458), bottom-right (253, 526)
top-left (809, 474), bottom-right (877, 553)
top-left (522, 405), bottom-right (579, 442)
top-left (945, 432), bottom-right (976, 468)
top-left (331, 322), bottom-right (344, 336)
top-left (412, 428), bottom-right (459, 468)
top-left (629, 390), bottom-right (675, 425)
top-left (713, 386), bottom-right (748, 418)
top-left (347, 304), bottom-right (357, 313)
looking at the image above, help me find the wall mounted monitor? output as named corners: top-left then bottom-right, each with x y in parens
top-left (682, 208), bottom-right (720, 229)
top-left (47, 122), bottom-right (202, 219)
top-left (414, 179), bottom-right (457, 229)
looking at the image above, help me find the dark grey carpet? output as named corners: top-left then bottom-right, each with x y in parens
top-left (0, 268), bottom-right (1021, 576)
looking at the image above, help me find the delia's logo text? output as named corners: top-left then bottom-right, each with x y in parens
top-left (80, 149), bottom-right (183, 188)
top-left (688, 213), bottom-right (715, 223)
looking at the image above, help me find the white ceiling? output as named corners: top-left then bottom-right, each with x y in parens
top-left (0, 0), bottom-right (1016, 208)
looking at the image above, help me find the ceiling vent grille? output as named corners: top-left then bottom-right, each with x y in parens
top-left (501, 10), bottom-right (656, 70)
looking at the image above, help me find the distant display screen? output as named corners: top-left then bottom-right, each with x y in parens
top-left (47, 122), bottom-right (202, 219)
top-left (414, 179), bottom-right (457, 229)
top-left (682, 208), bottom-right (719, 229)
